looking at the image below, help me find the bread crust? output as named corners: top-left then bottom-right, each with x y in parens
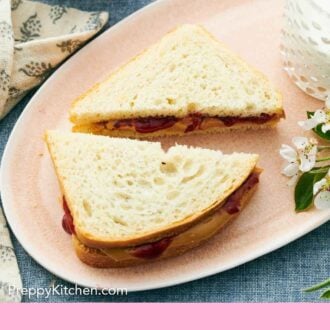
top-left (73, 176), bottom-right (259, 268)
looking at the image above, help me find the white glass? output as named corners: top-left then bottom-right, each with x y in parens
top-left (281, 0), bottom-right (330, 100)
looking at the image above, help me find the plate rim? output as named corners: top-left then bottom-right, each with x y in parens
top-left (1, 0), bottom-right (329, 292)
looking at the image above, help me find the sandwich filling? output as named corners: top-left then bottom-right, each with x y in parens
top-left (77, 113), bottom-right (282, 135)
top-left (62, 169), bottom-right (260, 261)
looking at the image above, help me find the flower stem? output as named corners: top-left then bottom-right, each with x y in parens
top-left (304, 278), bottom-right (330, 292)
top-left (316, 157), bottom-right (330, 162)
top-left (318, 146), bottom-right (330, 150)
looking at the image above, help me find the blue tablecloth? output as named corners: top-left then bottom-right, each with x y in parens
top-left (0, 0), bottom-right (329, 302)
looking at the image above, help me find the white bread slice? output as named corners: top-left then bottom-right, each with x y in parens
top-left (70, 24), bottom-right (283, 127)
top-left (45, 131), bottom-right (258, 248)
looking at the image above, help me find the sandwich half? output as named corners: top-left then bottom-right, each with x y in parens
top-left (46, 131), bottom-right (261, 267)
top-left (70, 24), bottom-right (284, 138)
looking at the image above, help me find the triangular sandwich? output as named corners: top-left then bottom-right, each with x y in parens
top-left (70, 24), bottom-right (284, 138)
top-left (46, 131), bottom-right (261, 267)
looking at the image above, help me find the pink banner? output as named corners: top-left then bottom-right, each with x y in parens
top-left (0, 303), bottom-right (328, 329)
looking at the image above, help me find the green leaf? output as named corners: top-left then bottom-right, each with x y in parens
top-left (294, 168), bottom-right (328, 211)
top-left (304, 278), bottom-right (330, 292)
top-left (307, 111), bottom-right (330, 140)
top-left (320, 289), bottom-right (330, 299)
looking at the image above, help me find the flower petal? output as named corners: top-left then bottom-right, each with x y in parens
top-left (279, 144), bottom-right (297, 161)
top-left (313, 178), bottom-right (327, 195)
top-left (313, 109), bottom-right (327, 123)
top-left (292, 136), bottom-right (308, 149)
top-left (298, 145), bottom-right (317, 172)
top-left (314, 191), bottom-right (330, 209)
top-left (299, 158), bottom-right (315, 172)
top-left (298, 118), bottom-right (319, 130)
top-left (321, 122), bottom-right (330, 133)
top-left (282, 162), bottom-right (299, 177)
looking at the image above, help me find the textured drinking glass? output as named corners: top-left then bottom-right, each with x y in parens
top-left (281, 0), bottom-right (330, 100)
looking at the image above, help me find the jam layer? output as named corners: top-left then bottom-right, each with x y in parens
top-left (62, 199), bottom-right (75, 235)
top-left (108, 113), bottom-right (279, 134)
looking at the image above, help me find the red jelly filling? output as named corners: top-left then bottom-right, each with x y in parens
top-left (220, 113), bottom-right (276, 127)
top-left (130, 237), bottom-right (173, 259)
top-left (115, 116), bottom-right (177, 133)
top-left (223, 171), bottom-right (260, 214)
top-left (62, 199), bottom-right (75, 235)
top-left (114, 113), bottom-right (276, 133)
top-left (185, 113), bottom-right (203, 133)
top-left (134, 117), bottom-right (178, 133)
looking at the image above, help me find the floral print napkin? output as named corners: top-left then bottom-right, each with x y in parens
top-left (0, 207), bottom-right (22, 302)
top-left (0, 0), bottom-right (109, 120)
top-left (0, 0), bottom-right (108, 302)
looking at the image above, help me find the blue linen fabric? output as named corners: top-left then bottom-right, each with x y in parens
top-left (0, 0), bottom-right (329, 302)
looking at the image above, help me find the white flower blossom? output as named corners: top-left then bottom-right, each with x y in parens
top-left (313, 170), bottom-right (330, 209)
top-left (280, 137), bottom-right (318, 185)
top-left (299, 96), bottom-right (330, 133)
top-left (280, 144), bottom-right (300, 185)
top-left (298, 109), bottom-right (327, 131)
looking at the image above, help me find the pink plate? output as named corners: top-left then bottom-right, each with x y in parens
top-left (1, 0), bottom-right (328, 291)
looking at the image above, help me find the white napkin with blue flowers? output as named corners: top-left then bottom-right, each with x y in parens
top-left (0, 0), bottom-right (108, 120)
top-left (0, 207), bottom-right (22, 302)
top-left (0, 0), bottom-right (108, 302)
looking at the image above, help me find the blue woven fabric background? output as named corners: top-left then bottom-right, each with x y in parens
top-left (0, 0), bottom-right (329, 302)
